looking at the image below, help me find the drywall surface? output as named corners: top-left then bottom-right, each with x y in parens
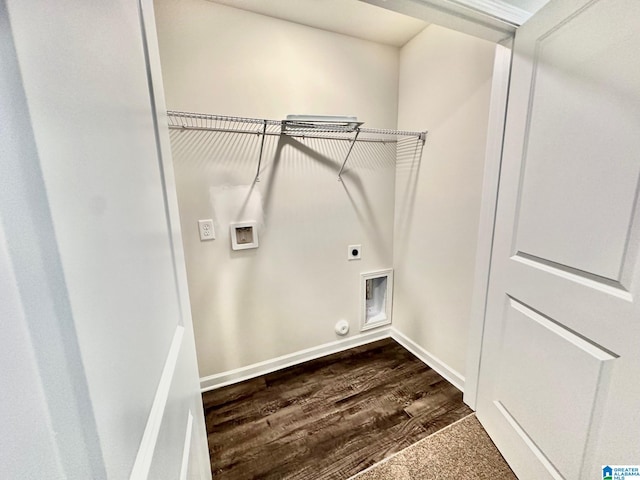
top-left (154, 0), bottom-right (400, 377)
top-left (394, 25), bottom-right (495, 377)
top-left (155, 0), bottom-right (399, 121)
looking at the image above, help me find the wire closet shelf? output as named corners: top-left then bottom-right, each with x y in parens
top-left (166, 110), bottom-right (427, 181)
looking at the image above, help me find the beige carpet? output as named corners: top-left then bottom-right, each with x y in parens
top-left (349, 414), bottom-right (517, 480)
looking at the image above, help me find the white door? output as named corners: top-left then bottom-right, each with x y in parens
top-left (1, 0), bottom-right (211, 479)
top-left (476, 1), bottom-right (640, 479)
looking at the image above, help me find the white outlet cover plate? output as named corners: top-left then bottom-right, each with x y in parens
top-left (348, 244), bottom-right (362, 260)
top-left (198, 219), bottom-right (215, 241)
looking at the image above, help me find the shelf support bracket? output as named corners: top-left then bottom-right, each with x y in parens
top-left (255, 120), bottom-right (267, 182)
top-left (338, 128), bottom-right (360, 181)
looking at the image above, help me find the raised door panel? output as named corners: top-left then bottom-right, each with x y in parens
top-left (514, 0), bottom-right (640, 282)
top-left (495, 298), bottom-right (615, 479)
top-left (6, 0), bottom-right (211, 478)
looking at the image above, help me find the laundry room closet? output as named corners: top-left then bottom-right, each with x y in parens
top-left (152, 0), bottom-right (499, 394)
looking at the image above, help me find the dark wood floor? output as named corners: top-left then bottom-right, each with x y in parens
top-left (202, 338), bottom-right (472, 480)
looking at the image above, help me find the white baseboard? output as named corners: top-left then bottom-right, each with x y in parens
top-left (199, 326), bottom-right (465, 394)
top-left (390, 328), bottom-right (465, 392)
top-left (200, 327), bottom-right (392, 392)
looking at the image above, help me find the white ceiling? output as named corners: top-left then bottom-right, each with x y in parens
top-left (207, 0), bottom-right (430, 47)
top-left (208, 0), bottom-right (553, 47)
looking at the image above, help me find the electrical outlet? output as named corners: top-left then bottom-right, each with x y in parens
top-left (198, 219), bottom-right (215, 241)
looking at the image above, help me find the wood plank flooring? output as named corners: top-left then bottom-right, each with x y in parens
top-left (202, 338), bottom-right (472, 479)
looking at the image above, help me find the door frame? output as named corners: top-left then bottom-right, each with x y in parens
top-left (463, 39), bottom-right (513, 410)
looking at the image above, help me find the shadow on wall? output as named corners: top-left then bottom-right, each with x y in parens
top-left (391, 137), bottom-right (430, 349)
top-left (342, 137), bottom-right (423, 262)
top-left (269, 135), bottom-right (415, 262)
top-left (167, 126), bottom-right (421, 372)
top-left (168, 127), bottom-right (407, 236)
top-left (167, 125), bottom-right (425, 268)
top-left (394, 137), bottom-right (426, 266)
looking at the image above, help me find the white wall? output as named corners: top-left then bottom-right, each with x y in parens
top-left (154, 0), bottom-right (400, 377)
top-left (155, 0), bottom-right (399, 122)
top-left (394, 25), bottom-right (496, 377)
top-left (1, 0), bottom-right (209, 478)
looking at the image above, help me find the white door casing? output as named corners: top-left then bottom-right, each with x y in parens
top-left (476, 0), bottom-right (640, 479)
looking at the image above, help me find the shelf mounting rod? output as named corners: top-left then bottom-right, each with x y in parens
top-left (338, 128), bottom-right (360, 181)
top-left (255, 120), bottom-right (267, 182)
